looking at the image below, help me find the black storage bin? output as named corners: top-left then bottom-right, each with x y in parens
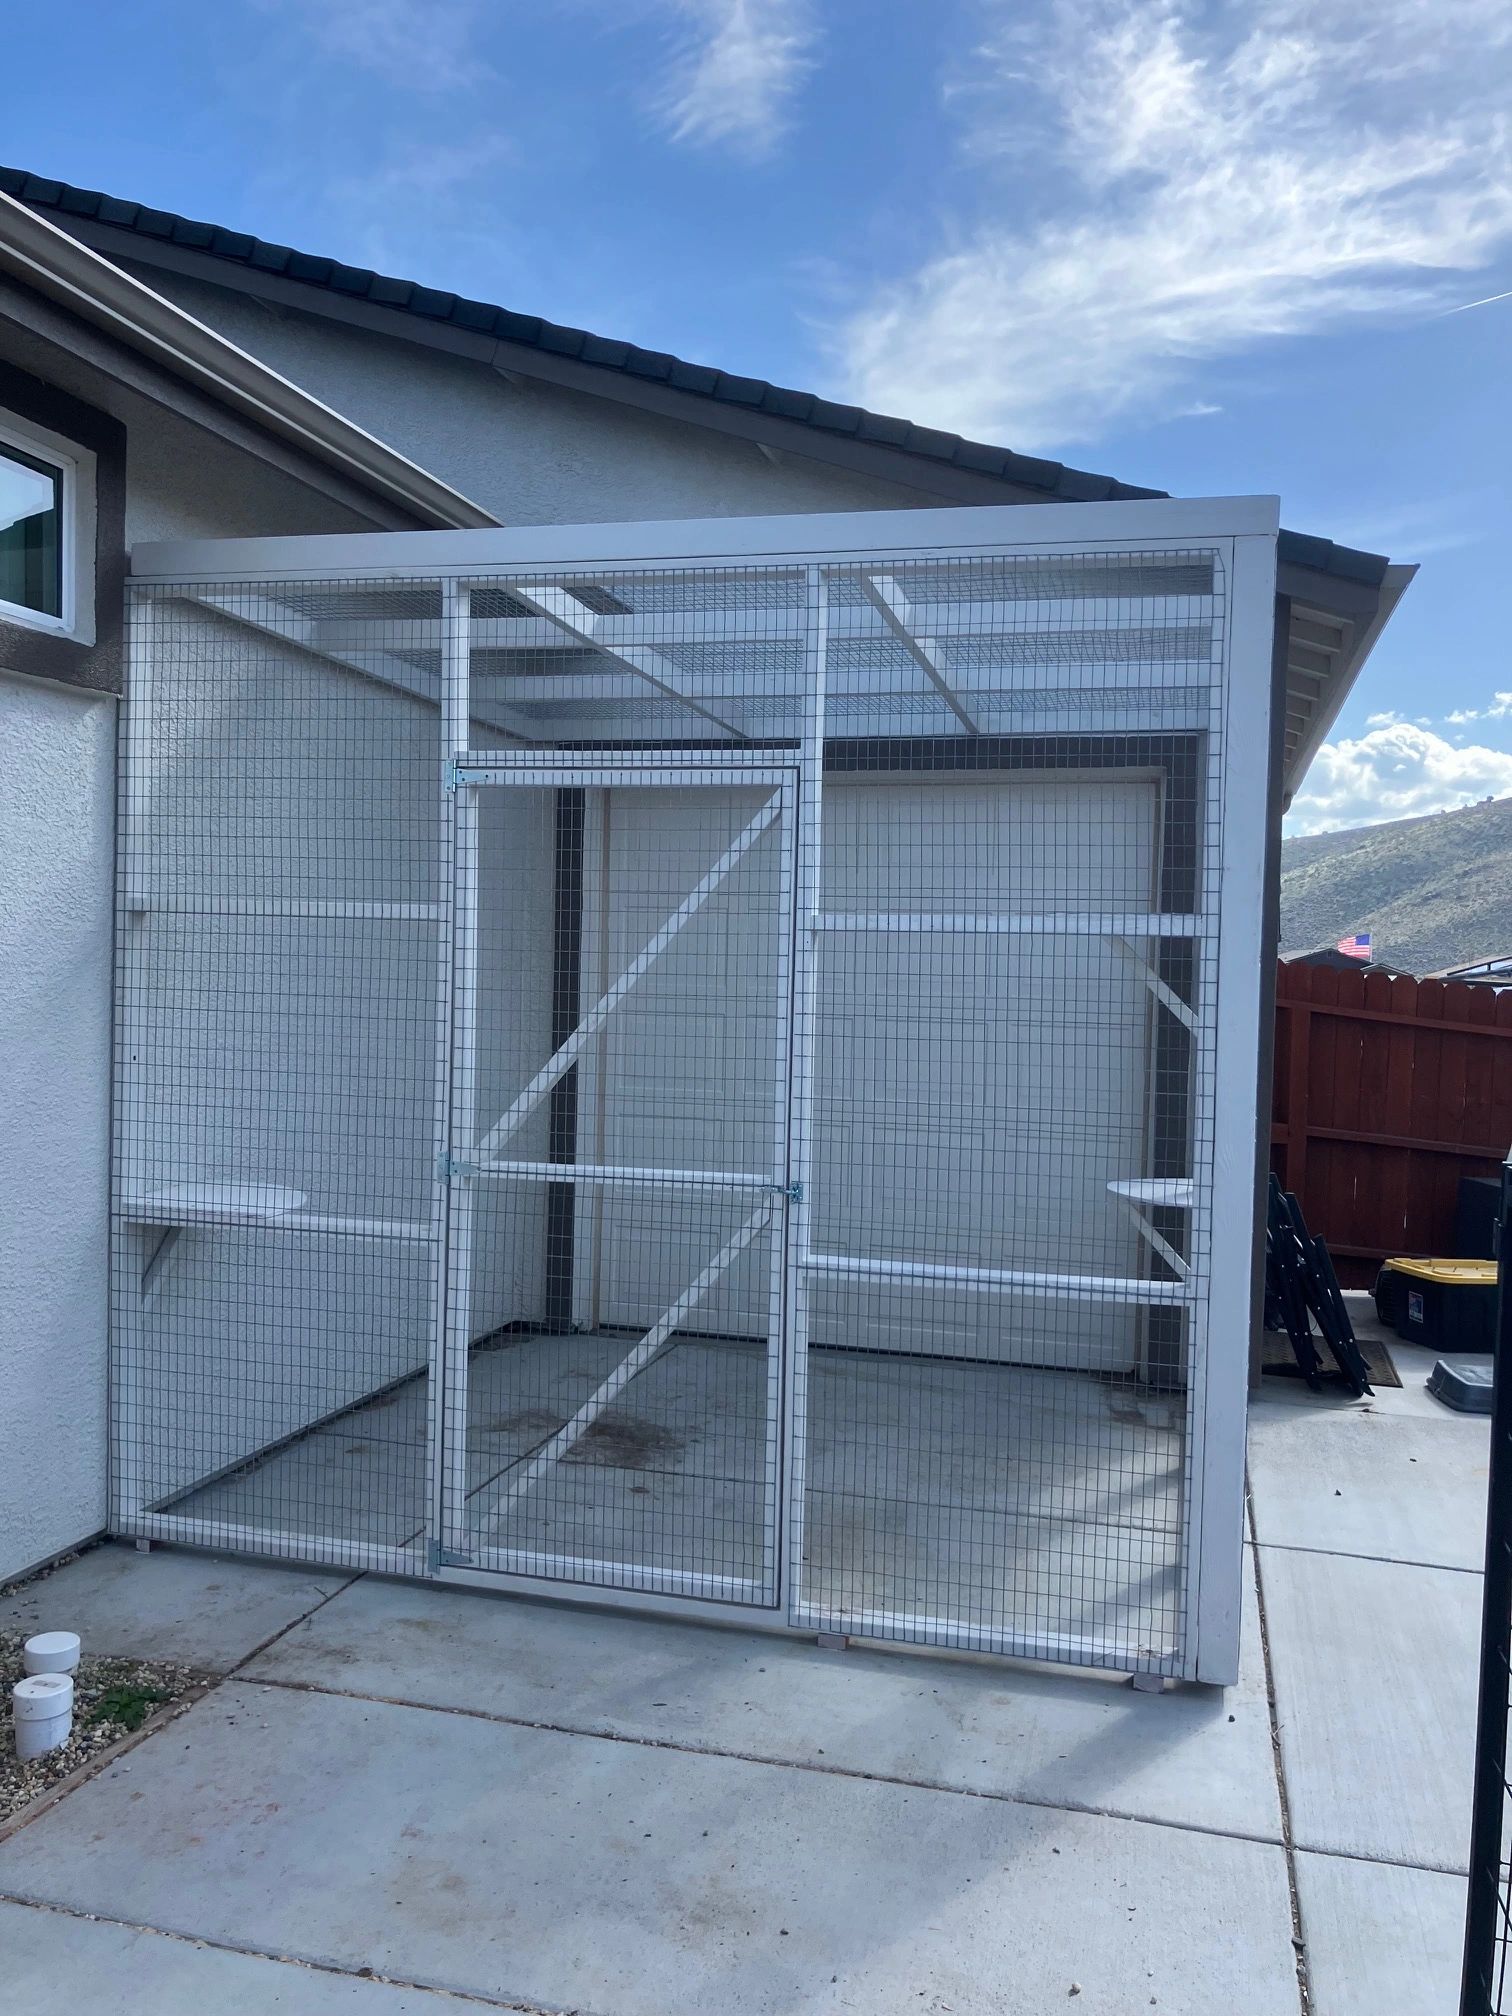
top-left (1375, 1258), bottom-right (1499, 1353)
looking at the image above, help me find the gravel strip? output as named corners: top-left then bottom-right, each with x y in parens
top-left (1, 1628), bottom-right (205, 1827)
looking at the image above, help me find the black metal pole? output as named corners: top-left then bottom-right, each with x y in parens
top-left (1461, 1148), bottom-right (1512, 2016)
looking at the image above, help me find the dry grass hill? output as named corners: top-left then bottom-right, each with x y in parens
top-left (1280, 793), bottom-right (1512, 976)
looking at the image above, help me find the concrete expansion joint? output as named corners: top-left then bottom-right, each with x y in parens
top-left (233, 1666), bottom-right (1291, 1855)
top-left (0, 1892), bottom-right (557, 2013)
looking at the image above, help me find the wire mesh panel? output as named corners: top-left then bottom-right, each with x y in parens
top-left (112, 582), bottom-right (446, 1571)
top-left (118, 509), bottom-right (1263, 1677)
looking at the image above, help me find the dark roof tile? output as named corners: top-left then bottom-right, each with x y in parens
top-left (406, 284), bottom-right (457, 319)
top-left (536, 322), bottom-right (590, 359)
top-left (248, 240), bottom-right (294, 275)
top-left (285, 250), bottom-right (335, 284)
top-left (667, 358), bottom-right (721, 395)
top-left (713, 372), bottom-right (767, 407)
top-left (580, 333), bottom-right (631, 368)
top-left (622, 348), bottom-right (676, 382)
top-left (446, 296), bottom-right (499, 333)
top-left (132, 206), bottom-right (178, 240)
top-left (806, 398), bottom-right (863, 435)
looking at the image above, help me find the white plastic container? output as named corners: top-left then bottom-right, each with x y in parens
top-left (22, 1630), bottom-right (81, 1676)
top-left (13, 1672), bottom-right (74, 1763)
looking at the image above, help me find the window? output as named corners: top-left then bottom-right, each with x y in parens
top-left (0, 441), bottom-right (63, 619)
top-left (0, 412), bottom-right (94, 643)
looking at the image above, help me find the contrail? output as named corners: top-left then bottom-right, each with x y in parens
top-left (1442, 287), bottom-right (1512, 316)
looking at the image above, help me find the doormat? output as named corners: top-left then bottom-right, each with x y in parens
top-left (1261, 1327), bottom-right (1402, 1390)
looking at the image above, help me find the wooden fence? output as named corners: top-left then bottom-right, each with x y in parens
top-left (1270, 960), bottom-right (1512, 1286)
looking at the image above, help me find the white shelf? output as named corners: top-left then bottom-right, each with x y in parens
top-left (1107, 1179), bottom-right (1195, 1208)
top-left (124, 1185), bottom-right (432, 1244)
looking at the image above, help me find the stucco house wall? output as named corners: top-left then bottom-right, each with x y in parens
top-left (118, 265), bottom-right (945, 528)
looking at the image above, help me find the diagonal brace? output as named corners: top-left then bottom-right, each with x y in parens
top-left (478, 1199), bottom-right (772, 1537)
top-left (1111, 934), bottom-right (1198, 1033)
top-left (511, 583), bottom-right (748, 739)
top-left (861, 573), bottom-right (979, 733)
top-left (475, 793), bottom-right (781, 1158)
top-left (1114, 1198), bottom-right (1190, 1281)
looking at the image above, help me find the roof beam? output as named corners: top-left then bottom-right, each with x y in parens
top-left (509, 583), bottom-right (748, 739)
top-left (187, 589), bottom-right (534, 743)
top-left (860, 573), bottom-right (979, 733)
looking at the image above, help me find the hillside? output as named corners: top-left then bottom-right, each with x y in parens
top-left (1280, 794), bottom-right (1512, 976)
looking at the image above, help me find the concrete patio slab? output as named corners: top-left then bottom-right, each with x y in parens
top-left (1258, 1543), bottom-right (1480, 1871)
top-left (0, 1898), bottom-right (465, 2014)
top-left (1247, 1400), bottom-right (1490, 1570)
top-left (1295, 1850), bottom-right (1466, 2016)
top-left (245, 1555), bottom-right (1282, 1841)
top-left (0, 1543), bottom-right (353, 1672)
top-left (0, 1678), bottom-right (1301, 2016)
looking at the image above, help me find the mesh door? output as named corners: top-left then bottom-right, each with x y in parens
top-left (443, 768), bottom-right (796, 1603)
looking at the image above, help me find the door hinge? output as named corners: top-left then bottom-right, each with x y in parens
top-left (444, 756), bottom-right (463, 794)
top-left (773, 1180), bottom-right (803, 1203)
top-left (435, 1151), bottom-right (475, 1182)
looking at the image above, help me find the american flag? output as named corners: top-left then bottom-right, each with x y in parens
top-left (1336, 931), bottom-right (1372, 961)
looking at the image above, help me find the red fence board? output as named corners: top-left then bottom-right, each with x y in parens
top-left (1270, 961), bottom-right (1512, 1285)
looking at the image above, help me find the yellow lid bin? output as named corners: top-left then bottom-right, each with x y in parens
top-left (1375, 1257), bottom-right (1499, 1353)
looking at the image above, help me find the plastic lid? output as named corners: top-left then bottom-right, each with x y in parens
top-left (1382, 1257), bottom-right (1498, 1284)
top-left (23, 1632), bottom-right (80, 1659)
top-left (13, 1672), bottom-right (74, 1719)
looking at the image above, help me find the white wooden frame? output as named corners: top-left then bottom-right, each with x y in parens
top-left (118, 496), bottom-right (1279, 1685)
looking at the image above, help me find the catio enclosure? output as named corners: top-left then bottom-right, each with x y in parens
top-left (112, 500), bottom-right (1275, 1685)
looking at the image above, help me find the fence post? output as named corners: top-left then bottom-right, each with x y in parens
top-left (1461, 1147), bottom-right (1512, 2015)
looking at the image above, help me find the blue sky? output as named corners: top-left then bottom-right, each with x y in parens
top-left (6, 0), bottom-right (1510, 832)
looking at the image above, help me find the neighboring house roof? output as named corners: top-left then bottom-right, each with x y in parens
top-left (1428, 954), bottom-right (1512, 982)
top-left (0, 188), bottom-right (496, 531)
top-left (1288, 946), bottom-right (1411, 977)
top-left (0, 166), bottom-right (1386, 588)
top-left (0, 166), bottom-right (1416, 797)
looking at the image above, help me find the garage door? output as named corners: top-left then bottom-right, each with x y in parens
top-left (583, 769), bottom-right (1160, 1372)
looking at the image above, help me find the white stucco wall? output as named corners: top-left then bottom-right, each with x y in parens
top-left (0, 673), bottom-right (116, 1582)
top-left (0, 403), bottom-right (386, 1582)
top-left (124, 267), bottom-right (947, 528)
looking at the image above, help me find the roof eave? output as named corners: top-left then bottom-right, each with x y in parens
top-left (1280, 561), bottom-right (1416, 801)
top-left (0, 191), bottom-right (498, 532)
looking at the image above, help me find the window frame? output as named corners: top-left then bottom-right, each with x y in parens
top-left (0, 408), bottom-right (96, 644)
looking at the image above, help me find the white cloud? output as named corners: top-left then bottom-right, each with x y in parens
top-left (653, 0), bottom-right (816, 157)
top-left (1442, 692), bottom-right (1512, 726)
top-left (260, 0), bottom-right (485, 93)
top-left (832, 0), bottom-right (1512, 446)
top-left (1365, 710), bottom-right (1402, 728)
top-left (1286, 721), bottom-right (1512, 834)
